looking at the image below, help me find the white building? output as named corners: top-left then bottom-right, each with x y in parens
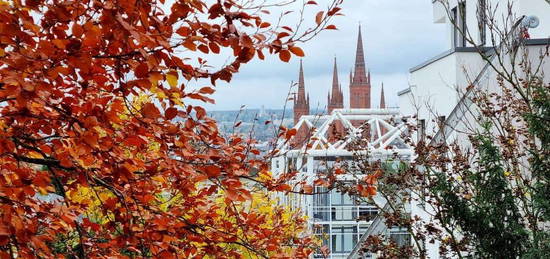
top-left (389, 0), bottom-right (550, 258)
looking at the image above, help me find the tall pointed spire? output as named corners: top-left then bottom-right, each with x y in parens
top-left (353, 24), bottom-right (366, 83)
top-left (298, 59), bottom-right (306, 100)
top-left (349, 24), bottom-right (372, 109)
top-left (331, 57), bottom-right (340, 98)
top-left (293, 60), bottom-right (309, 124)
top-left (380, 83), bottom-right (386, 109)
top-left (328, 57), bottom-right (344, 113)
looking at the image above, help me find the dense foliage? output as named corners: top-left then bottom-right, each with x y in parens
top-left (0, 0), bottom-right (343, 257)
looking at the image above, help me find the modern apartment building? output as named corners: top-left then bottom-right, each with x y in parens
top-left (348, 0), bottom-right (549, 258)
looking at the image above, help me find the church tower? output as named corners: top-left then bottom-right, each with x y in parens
top-left (293, 60), bottom-right (310, 125)
top-left (328, 57), bottom-right (344, 113)
top-left (349, 25), bottom-right (371, 109)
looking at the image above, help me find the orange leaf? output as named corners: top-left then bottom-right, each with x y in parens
top-left (302, 185), bottom-right (313, 194)
top-left (279, 50), bottom-right (291, 62)
top-left (199, 87), bottom-right (215, 94)
top-left (194, 106), bottom-right (206, 120)
top-left (315, 11), bottom-right (324, 25)
top-left (142, 103), bottom-right (161, 119)
top-left (325, 25), bottom-right (338, 30)
top-left (289, 46), bottom-right (305, 57)
top-left (285, 128), bottom-right (297, 139)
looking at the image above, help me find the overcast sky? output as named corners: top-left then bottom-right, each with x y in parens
top-left (196, 0), bottom-right (449, 111)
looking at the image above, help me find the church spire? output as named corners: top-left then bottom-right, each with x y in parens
top-left (380, 83), bottom-right (386, 109)
top-left (352, 24), bottom-right (367, 83)
top-left (293, 60), bottom-right (309, 124)
top-left (298, 60), bottom-right (306, 101)
top-left (328, 57), bottom-right (344, 113)
top-left (331, 57), bottom-right (340, 99)
top-left (349, 24), bottom-right (372, 109)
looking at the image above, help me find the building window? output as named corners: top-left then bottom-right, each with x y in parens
top-left (330, 189), bottom-right (354, 205)
top-left (452, 2), bottom-right (467, 48)
top-left (478, 0), bottom-right (487, 46)
top-left (314, 186), bottom-right (329, 206)
top-left (389, 228), bottom-right (411, 248)
top-left (314, 207), bottom-right (331, 221)
top-left (358, 207), bottom-right (379, 221)
top-left (331, 207), bottom-right (356, 221)
top-left (275, 160), bottom-right (279, 169)
top-left (331, 225), bottom-right (358, 253)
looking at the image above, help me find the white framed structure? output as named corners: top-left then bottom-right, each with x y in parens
top-left (272, 108), bottom-right (413, 258)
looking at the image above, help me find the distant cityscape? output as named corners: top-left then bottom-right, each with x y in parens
top-left (208, 107), bottom-right (325, 142)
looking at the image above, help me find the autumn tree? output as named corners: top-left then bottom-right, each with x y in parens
top-left (0, 0), bottom-right (344, 257)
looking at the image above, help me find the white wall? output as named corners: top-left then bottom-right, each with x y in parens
top-left (402, 51), bottom-right (483, 136)
top-left (432, 0), bottom-right (550, 48)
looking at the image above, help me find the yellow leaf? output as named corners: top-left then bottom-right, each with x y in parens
top-left (27, 151), bottom-right (43, 159)
top-left (166, 71), bottom-right (178, 88)
top-left (152, 175), bottom-right (166, 183)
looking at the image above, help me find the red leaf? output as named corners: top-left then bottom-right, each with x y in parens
top-left (209, 42), bottom-right (220, 54)
top-left (198, 44), bottom-right (209, 54)
top-left (124, 136), bottom-right (147, 147)
top-left (325, 25), bottom-right (338, 30)
top-left (204, 165), bottom-right (221, 177)
top-left (165, 107), bottom-right (178, 120)
top-left (277, 32), bottom-right (290, 39)
top-left (135, 63), bottom-right (149, 78)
